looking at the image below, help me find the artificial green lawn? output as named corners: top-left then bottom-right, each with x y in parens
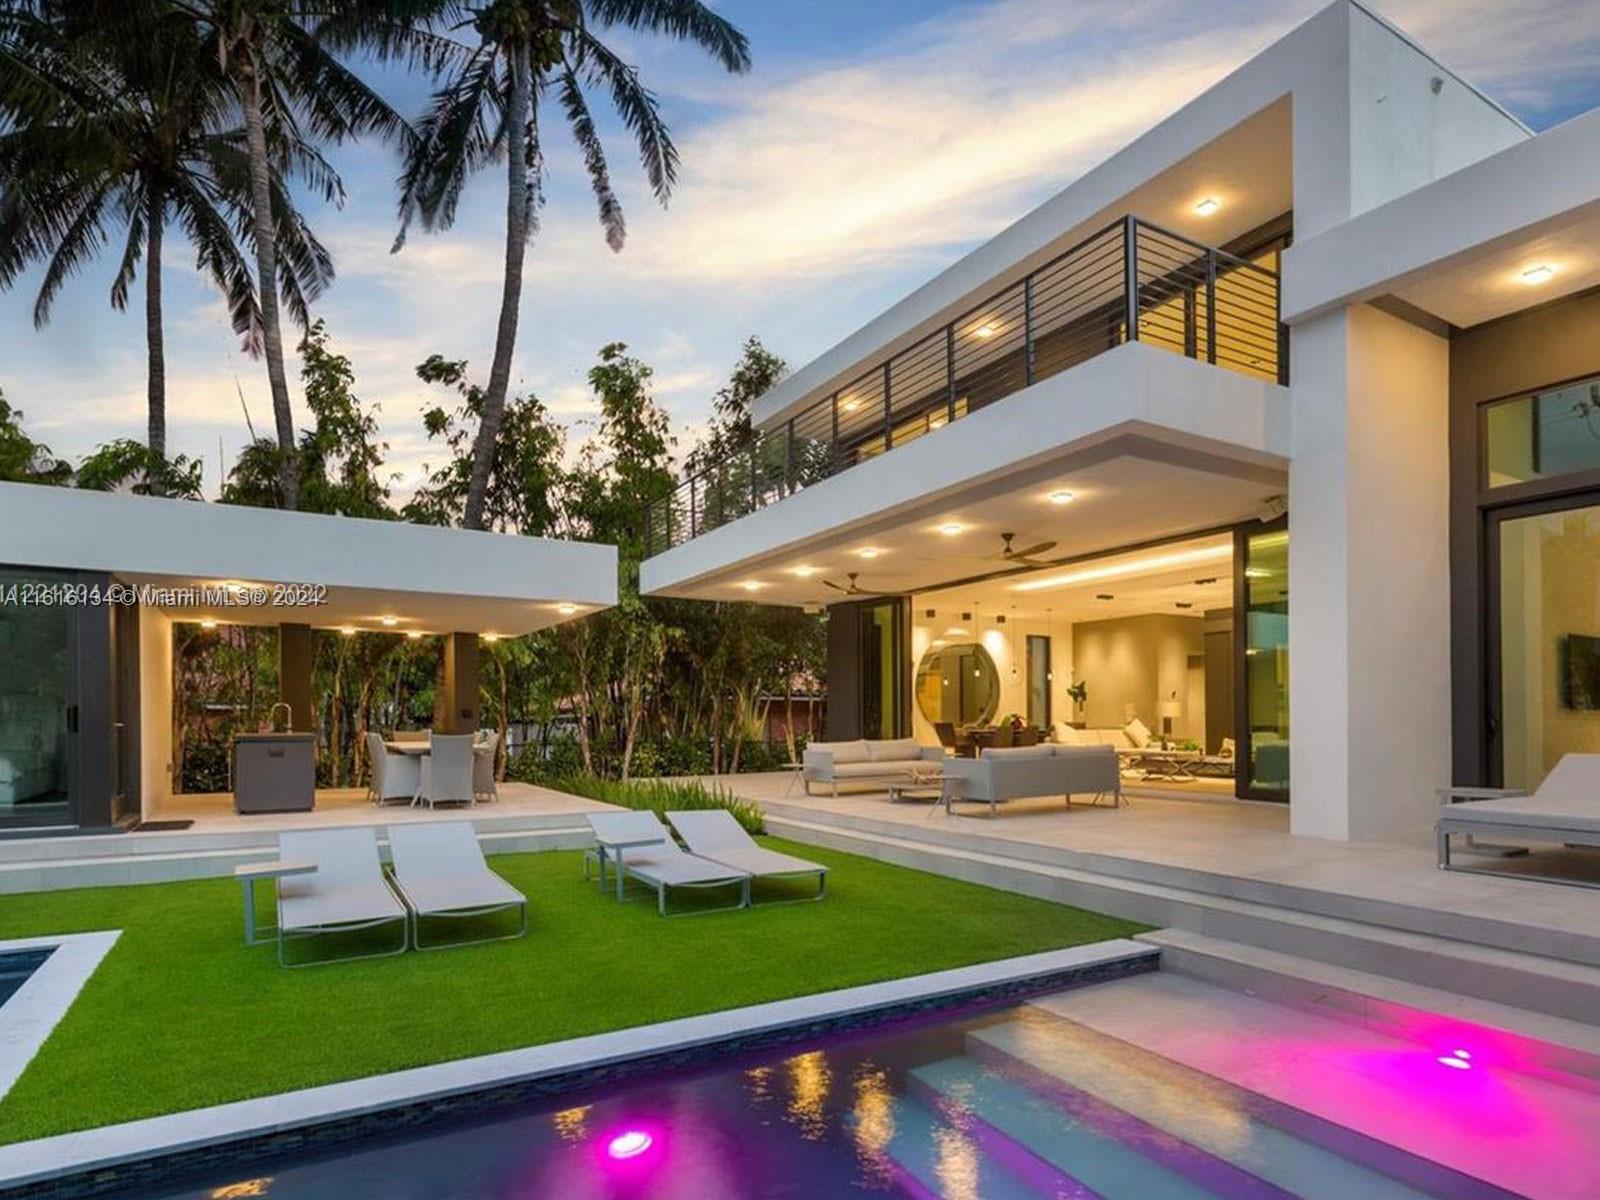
top-left (0, 838), bottom-right (1144, 1144)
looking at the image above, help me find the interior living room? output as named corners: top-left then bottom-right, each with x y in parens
top-left (910, 527), bottom-right (1288, 801)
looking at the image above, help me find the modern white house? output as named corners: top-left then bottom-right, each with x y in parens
top-left (0, 482), bottom-right (617, 833)
top-left (640, 0), bottom-right (1600, 843)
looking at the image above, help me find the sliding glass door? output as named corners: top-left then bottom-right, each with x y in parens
top-left (1490, 497), bottom-right (1600, 792)
top-left (0, 569), bottom-right (75, 829)
top-left (1236, 523), bottom-right (1289, 800)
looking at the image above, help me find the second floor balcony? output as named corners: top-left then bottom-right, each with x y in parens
top-left (646, 215), bottom-right (1285, 558)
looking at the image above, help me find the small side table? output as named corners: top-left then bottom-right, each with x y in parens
top-left (234, 860), bottom-right (316, 946)
top-left (783, 761), bottom-right (805, 797)
top-left (589, 837), bottom-right (665, 901)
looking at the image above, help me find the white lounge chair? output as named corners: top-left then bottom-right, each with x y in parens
top-left (585, 811), bottom-right (750, 917)
top-left (666, 809), bottom-right (827, 903)
top-left (1438, 753), bottom-right (1600, 888)
top-left (416, 733), bottom-right (475, 808)
top-left (366, 731), bottom-right (420, 806)
top-left (275, 828), bottom-right (408, 968)
top-left (386, 821), bottom-right (527, 950)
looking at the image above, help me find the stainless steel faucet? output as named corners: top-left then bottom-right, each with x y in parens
top-left (270, 702), bottom-right (293, 732)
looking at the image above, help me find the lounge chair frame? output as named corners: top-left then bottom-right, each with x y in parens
top-left (275, 896), bottom-right (409, 969)
top-left (663, 811), bottom-right (828, 907)
top-left (390, 883), bottom-right (528, 951)
top-left (1437, 818), bottom-right (1600, 890)
top-left (609, 846), bottom-right (752, 917)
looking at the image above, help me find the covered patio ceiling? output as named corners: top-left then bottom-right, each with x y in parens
top-left (653, 444), bottom-right (1285, 608)
top-left (0, 483), bottom-right (617, 636)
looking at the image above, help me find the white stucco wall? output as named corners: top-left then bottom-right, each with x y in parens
top-left (1288, 304), bottom-right (1451, 840)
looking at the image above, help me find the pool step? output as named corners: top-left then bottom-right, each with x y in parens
top-left (866, 1091), bottom-right (1057, 1200)
top-left (1024, 972), bottom-right (1600, 1200)
top-left (965, 1017), bottom-right (1455, 1200)
top-left (764, 811), bottom-right (1600, 1023)
top-left (907, 1056), bottom-right (1257, 1199)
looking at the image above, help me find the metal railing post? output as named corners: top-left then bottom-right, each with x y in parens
top-left (881, 361), bottom-right (893, 452)
top-left (1023, 276), bottom-right (1035, 386)
top-left (1205, 248), bottom-right (1218, 365)
top-left (945, 325), bottom-right (957, 425)
top-left (830, 392), bottom-right (841, 476)
top-left (1123, 216), bottom-right (1140, 343)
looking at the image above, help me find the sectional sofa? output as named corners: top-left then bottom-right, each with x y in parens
top-left (801, 738), bottom-right (944, 796)
top-left (943, 744), bottom-right (1121, 816)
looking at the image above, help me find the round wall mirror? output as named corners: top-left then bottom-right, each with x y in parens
top-left (915, 642), bottom-right (1001, 727)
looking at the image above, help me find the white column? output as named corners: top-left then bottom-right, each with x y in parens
top-left (1288, 304), bottom-right (1452, 840)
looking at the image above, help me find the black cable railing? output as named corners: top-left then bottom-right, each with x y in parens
top-left (645, 215), bottom-right (1284, 557)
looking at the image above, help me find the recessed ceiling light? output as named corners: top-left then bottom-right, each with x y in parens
top-left (556, 602), bottom-right (578, 615)
top-left (791, 565), bottom-right (818, 578)
top-left (1194, 197), bottom-right (1221, 216)
top-left (840, 396), bottom-right (861, 413)
top-left (340, 626), bottom-right (356, 636)
top-left (974, 322), bottom-right (1000, 339)
top-left (1520, 264), bottom-right (1555, 285)
top-left (856, 547), bottom-right (881, 560)
top-left (1048, 490), bottom-right (1075, 506)
top-left (739, 580), bottom-right (766, 592)
top-left (406, 630), bottom-right (423, 640)
top-left (938, 522), bottom-right (965, 536)
top-left (481, 632), bottom-right (500, 643)
top-left (200, 618), bottom-right (218, 630)
top-left (380, 615), bottom-right (399, 627)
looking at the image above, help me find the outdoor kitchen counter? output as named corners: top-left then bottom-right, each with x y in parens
top-left (232, 733), bottom-right (316, 814)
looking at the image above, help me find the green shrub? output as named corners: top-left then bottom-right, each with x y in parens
top-left (550, 773), bottom-right (764, 835)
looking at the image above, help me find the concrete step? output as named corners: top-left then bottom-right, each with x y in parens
top-left (0, 826), bottom-right (590, 894)
top-left (1140, 929), bottom-right (1600, 1089)
top-left (866, 1091), bottom-right (1046, 1200)
top-left (766, 812), bottom-right (1600, 1026)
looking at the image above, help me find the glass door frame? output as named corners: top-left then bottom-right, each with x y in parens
top-left (0, 564), bottom-right (81, 831)
top-left (1480, 488), bottom-right (1600, 787)
top-left (1232, 516), bottom-right (1289, 803)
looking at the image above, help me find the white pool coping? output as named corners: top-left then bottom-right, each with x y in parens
top-left (0, 938), bottom-right (1155, 1190)
top-left (0, 931), bottom-right (120, 1104)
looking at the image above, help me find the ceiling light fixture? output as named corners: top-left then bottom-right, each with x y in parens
top-left (938, 522), bottom-right (965, 536)
top-left (200, 618), bottom-right (218, 630)
top-left (791, 565), bottom-right (818, 578)
top-left (340, 626), bottom-right (356, 636)
top-left (974, 322), bottom-right (1000, 339)
top-left (406, 630), bottom-right (424, 640)
top-left (1013, 542), bottom-right (1232, 593)
top-left (1194, 197), bottom-right (1221, 216)
top-left (1047, 490), bottom-right (1075, 506)
top-left (1520, 264), bottom-right (1555, 285)
top-left (739, 580), bottom-right (765, 592)
top-left (840, 396), bottom-right (861, 413)
top-left (557, 603), bottom-right (578, 615)
top-left (481, 632), bottom-right (500, 643)
top-left (380, 615), bottom-right (399, 627)
top-left (856, 547), bottom-right (881, 560)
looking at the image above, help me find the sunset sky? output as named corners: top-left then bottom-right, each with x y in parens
top-left (4, 0), bottom-right (1598, 497)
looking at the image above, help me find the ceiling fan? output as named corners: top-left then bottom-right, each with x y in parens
top-left (989, 531), bottom-right (1058, 568)
top-left (821, 572), bottom-right (895, 598)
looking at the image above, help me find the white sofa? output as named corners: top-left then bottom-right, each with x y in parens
top-left (802, 738), bottom-right (943, 796)
top-left (944, 744), bottom-right (1121, 816)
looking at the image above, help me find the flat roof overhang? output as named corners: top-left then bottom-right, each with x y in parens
top-left (641, 341), bottom-right (1289, 606)
top-left (1282, 107), bottom-right (1600, 329)
top-left (0, 483), bottom-right (617, 636)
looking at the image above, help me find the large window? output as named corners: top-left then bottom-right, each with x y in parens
top-left (0, 570), bottom-right (74, 828)
top-left (1494, 500), bottom-right (1600, 792)
top-left (860, 600), bottom-right (906, 740)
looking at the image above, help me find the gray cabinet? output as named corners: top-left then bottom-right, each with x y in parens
top-left (232, 734), bottom-right (316, 813)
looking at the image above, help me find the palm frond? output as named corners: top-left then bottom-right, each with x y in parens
top-left (394, 41), bottom-right (498, 244)
top-left (570, 29), bottom-right (675, 204)
top-left (581, 0), bottom-right (751, 73)
top-left (556, 64), bottom-right (623, 250)
top-left (32, 184), bottom-right (113, 325)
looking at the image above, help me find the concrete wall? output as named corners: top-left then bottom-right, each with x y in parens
top-left (137, 606), bottom-right (174, 818)
top-left (1289, 303), bottom-right (1452, 839)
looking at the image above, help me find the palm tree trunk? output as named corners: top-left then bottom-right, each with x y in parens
top-left (145, 184), bottom-right (166, 492)
top-left (463, 40), bottom-right (533, 531)
top-left (241, 63), bottom-right (299, 509)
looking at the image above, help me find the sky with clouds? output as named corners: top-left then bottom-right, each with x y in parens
top-left (4, 0), bottom-right (1599, 498)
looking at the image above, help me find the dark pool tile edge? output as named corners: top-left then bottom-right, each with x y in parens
top-left (0, 940), bottom-right (1158, 1200)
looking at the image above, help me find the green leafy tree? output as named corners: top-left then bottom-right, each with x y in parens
top-left (374, 0), bottom-right (749, 531)
top-left (403, 353), bottom-right (565, 534)
top-left (0, 391), bottom-right (71, 483)
top-left (76, 439), bottom-right (204, 497)
top-left (0, 1), bottom-right (334, 492)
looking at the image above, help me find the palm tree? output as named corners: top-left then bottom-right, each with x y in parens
top-left (375, 0), bottom-right (749, 530)
top-left (172, 0), bottom-right (409, 509)
top-left (0, 2), bottom-right (334, 490)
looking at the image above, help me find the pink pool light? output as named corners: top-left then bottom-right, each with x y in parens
top-left (1437, 1048), bottom-right (1474, 1071)
top-left (607, 1130), bottom-right (654, 1160)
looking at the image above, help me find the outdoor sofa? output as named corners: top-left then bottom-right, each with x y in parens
top-left (943, 744), bottom-right (1121, 817)
top-left (802, 737), bottom-right (943, 795)
top-left (1437, 753), bottom-right (1600, 888)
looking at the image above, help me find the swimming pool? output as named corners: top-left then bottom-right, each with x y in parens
top-left (135, 981), bottom-right (1513, 1200)
top-left (0, 949), bottom-right (51, 1008)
